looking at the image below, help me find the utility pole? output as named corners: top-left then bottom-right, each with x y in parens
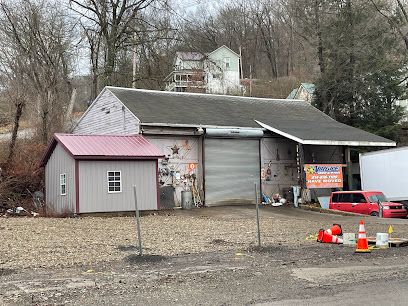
top-left (346, 147), bottom-right (353, 190)
top-left (132, 32), bottom-right (137, 89)
top-left (249, 65), bottom-right (253, 97)
top-left (239, 46), bottom-right (244, 96)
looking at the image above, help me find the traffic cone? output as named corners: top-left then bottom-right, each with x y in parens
top-left (326, 224), bottom-right (342, 236)
top-left (317, 229), bottom-right (343, 244)
top-left (355, 219), bottom-right (371, 253)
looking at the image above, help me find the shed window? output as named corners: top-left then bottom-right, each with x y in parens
top-left (107, 171), bottom-right (122, 193)
top-left (60, 173), bottom-right (66, 196)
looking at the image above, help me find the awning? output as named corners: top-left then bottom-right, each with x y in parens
top-left (255, 120), bottom-right (396, 147)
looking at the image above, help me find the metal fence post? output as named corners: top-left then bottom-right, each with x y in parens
top-left (255, 182), bottom-right (261, 247)
top-left (133, 185), bottom-right (143, 256)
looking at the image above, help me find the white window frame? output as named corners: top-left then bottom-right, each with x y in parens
top-left (60, 173), bottom-right (67, 196)
top-left (107, 171), bottom-right (122, 193)
top-left (224, 57), bottom-right (231, 69)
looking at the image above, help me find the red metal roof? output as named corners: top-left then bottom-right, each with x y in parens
top-left (41, 134), bottom-right (163, 166)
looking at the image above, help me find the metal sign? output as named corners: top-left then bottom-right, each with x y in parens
top-left (304, 164), bottom-right (343, 189)
top-left (188, 163), bottom-right (197, 171)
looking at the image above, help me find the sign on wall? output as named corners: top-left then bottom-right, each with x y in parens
top-left (304, 164), bottom-right (343, 189)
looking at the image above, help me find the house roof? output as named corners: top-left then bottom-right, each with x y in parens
top-left (286, 88), bottom-right (298, 99)
top-left (176, 51), bottom-right (205, 61)
top-left (301, 83), bottom-right (316, 94)
top-left (103, 86), bottom-right (395, 147)
top-left (208, 45), bottom-right (240, 58)
top-left (41, 134), bottom-right (163, 166)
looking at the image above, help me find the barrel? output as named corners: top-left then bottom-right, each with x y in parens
top-left (181, 191), bottom-right (193, 210)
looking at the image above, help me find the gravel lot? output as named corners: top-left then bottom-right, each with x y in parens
top-left (1, 206), bottom-right (408, 270)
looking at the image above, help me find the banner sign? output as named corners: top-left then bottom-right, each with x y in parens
top-left (304, 164), bottom-right (343, 189)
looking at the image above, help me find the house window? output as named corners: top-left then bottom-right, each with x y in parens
top-left (224, 57), bottom-right (231, 69)
top-left (107, 171), bottom-right (122, 193)
top-left (60, 173), bottom-right (66, 196)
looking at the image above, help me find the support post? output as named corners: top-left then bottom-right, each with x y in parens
top-left (255, 182), bottom-right (261, 247)
top-left (346, 147), bottom-right (353, 190)
top-left (297, 143), bottom-right (306, 188)
top-left (133, 185), bottom-right (143, 256)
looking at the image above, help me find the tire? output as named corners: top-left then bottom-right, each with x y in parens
top-left (401, 201), bottom-right (408, 210)
top-left (370, 212), bottom-right (379, 217)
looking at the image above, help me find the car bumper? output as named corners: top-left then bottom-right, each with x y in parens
top-left (382, 210), bottom-right (407, 218)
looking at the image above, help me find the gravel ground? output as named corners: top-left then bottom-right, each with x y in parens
top-left (1, 206), bottom-right (408, 270)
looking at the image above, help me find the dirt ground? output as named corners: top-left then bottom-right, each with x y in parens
top-left (2, 206), bottom-right (408, 305)
top-left (2, 205), bottom-right (408, 270)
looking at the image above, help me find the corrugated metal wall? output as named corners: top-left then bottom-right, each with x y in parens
top-left (45, 144), bottom-right (76, 213)
top-left (204, 138), bottom-right (260, 206)
top-left (78, 160), bottom-right (157, 213)
top-left (73, 90), bottom-right (140, 135)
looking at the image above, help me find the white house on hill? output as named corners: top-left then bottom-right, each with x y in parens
top-left (164, 45), bottom-right (241, 95)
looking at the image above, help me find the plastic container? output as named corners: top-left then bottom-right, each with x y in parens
top-left (317, 196), bottom-right (330, 209)
top-left (376, 233), bottom-right (389, 248)
top-left (181, 191), bottom-right (193, 210)
top-left (343, 233), bottom-right (356, 246)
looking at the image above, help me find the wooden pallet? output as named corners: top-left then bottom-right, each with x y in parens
top-left (367, 237), bottom-right (408, 248)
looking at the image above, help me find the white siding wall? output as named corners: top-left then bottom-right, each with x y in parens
top-left (45, 144), bottom-right (76, 213)
top-left (78, 160), bottom-right (157, 213)
top-left (73, 90), bottom-right (140, 135)
top-left (261, 138), bottom-right (298, 197)
top-left (145, 136), bottom-right (200, 206)
top-left (207, 70), bottom-right (240, 94)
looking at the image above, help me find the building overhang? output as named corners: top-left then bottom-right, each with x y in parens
top-left (255, 120), bottom-right (396, 147)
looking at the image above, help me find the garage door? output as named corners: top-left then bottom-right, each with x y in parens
top-left (204, 138), bottom-right (260, 206)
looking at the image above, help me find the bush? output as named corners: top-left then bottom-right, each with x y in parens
top-left (0, 140), bottom-right (45, 211)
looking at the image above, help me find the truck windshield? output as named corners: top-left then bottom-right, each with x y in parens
top-left (368, 194), bottom-right (388, 202)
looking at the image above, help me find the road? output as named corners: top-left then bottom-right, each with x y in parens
top-left (0, 128), bottom-right (34, 142)
top-left (2, 246), bottom-right (408, 305)
top-left (265, 278), bottom-right (408, 305)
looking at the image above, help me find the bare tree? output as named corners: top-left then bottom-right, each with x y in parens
top-left (370, 0), bottom-right (408, 50)
top-left (0, 0), bottom-right (76, 144)
top-left (70, 0), bottom-right (157, 86)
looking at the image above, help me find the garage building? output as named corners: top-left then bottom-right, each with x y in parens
top-left (73, 87), bottom-right (395, 208)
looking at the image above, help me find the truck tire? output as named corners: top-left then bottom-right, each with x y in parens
top-left (401, 201), bottom-right (408, 210)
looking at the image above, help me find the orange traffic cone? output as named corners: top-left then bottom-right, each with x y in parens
top-left (326, 224), bottom-right (342, 236)
top-left (317, 229), bottom-right (343, 244)
top-left (355, 219), bottom-right (371, 253)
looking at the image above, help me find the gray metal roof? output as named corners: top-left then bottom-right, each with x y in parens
top-left (176, 51), bottom-right (205, 61)
top-left (106, 87), bottom-right (395, 146)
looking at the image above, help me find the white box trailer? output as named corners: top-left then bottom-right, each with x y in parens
top-left (360, 147), bottom-right (408, 203)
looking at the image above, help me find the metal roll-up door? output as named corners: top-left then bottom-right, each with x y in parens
top-left (204, 138), bottom-right (260, 206)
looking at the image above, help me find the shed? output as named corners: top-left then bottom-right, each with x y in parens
top-left (41, 134), bottom-right (163, 214)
